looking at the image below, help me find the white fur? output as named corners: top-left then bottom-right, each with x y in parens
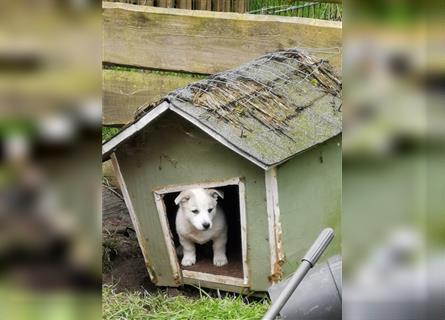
top-left (175, 188), bottom-right (228, 267)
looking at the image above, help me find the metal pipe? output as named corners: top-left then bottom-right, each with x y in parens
top-left (262, 228), bottom-right (335, 320)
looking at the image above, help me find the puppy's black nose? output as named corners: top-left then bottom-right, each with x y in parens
top-left (202, 222), bottom-right (210, 229)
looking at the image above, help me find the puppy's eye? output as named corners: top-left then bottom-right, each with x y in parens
top-left (208, 208), bottom-right (213, 213)
top-left (192, 209), bottom-right (199, 214)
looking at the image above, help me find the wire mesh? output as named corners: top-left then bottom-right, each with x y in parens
top-left (248, 0), bottom-right (342, 20)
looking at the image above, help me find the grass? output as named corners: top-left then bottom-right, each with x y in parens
top-left (102, 127), bottom-right (120, 142)
top-left (248, 0), bottom-right (342, 20)
top-left (102, 285), bottom-right (270, 320)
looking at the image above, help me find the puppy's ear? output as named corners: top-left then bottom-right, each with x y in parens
top-left (207, 189), bottom-right (224, 200)
top-left (174, 191), bottom-right (191, 205)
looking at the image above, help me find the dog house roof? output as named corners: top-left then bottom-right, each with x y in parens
top-left (103, 49), bottom-right (342, 169)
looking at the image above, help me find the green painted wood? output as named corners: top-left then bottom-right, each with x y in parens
top-left (276, 135), bottom-right (341, 276)
top-left (116, 112), bottom-right (271, 290)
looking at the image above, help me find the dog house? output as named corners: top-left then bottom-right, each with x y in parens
top-left (102, 49), bottom-right (342, 293)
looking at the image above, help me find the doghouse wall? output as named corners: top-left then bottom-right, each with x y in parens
top-left (276, 135), bottom-right (342, 277)
top-left (115, 111), bottom-right (270, 291)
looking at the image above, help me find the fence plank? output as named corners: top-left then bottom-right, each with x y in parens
top-left (196, 0), bottom-right (208, 10)
top-left (103, 3), bottom-right (342, 74)
top-left (177, 0), bottom-right (192, 9)
top-left (234, 0), bottom-right (246, 13)
top-left (224, 0), bottom-right (231, 11)
top-left (103, 69), bottom-right (199, 125)
top-left (214, 0), bottom-right (224, 11)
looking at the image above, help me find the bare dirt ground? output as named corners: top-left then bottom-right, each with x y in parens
top-left (102, 185), bottom-right (154, 292)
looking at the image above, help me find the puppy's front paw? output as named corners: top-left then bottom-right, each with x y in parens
top-left (181, 256), bottom-right (196, 266)
top-left (213, 255), bottom-right (228, 267)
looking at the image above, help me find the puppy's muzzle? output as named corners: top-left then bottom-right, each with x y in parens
top-left (202, 222), bottom-right (210, 230)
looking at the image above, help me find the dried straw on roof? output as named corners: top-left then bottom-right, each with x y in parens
top-left (136, 48), bottom-right (341, 141)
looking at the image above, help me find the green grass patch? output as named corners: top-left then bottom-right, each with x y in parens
top-left (102, 127), bottom-right (120, 143)
top-left (102, 285), bottom-right (269, 320)
top-left (248, 0), bottom-right (342, 20)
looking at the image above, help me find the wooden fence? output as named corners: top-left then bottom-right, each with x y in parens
top-left (107, 0), bottom-right (342, 13)
top-left (108, 0), bottom-right (249, 11)
top-left (103, 2), bottom-right (342, 125)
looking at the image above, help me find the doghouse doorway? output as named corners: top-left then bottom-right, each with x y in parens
top-left (153, 177), bottom-right (248, 288)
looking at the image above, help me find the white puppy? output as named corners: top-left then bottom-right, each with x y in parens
top-left (175, 188), bottom-right (228, 267)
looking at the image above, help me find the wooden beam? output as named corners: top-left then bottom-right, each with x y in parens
top-left (265, 167), bottom-right (284, 283)
top-left (103, 2), bottom-right (342, 74)
top-left (153, 191), bottom-right (183, 284)
top-left (103, 102), bottom-right (169, 159)
top-left (103, 69), bottom-right (198, 125)
top-left (110, 153), bottom-right (157, 283)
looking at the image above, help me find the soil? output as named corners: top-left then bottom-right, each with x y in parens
top-left (102, 184), bottom-right (153, 292)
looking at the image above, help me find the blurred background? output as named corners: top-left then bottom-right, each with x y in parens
top-left (0, 0), bottom-right (101, 319)
top-left (0, 0), bottom-right (444, 319)
top-left (343, 0), bottom-right (445, 319)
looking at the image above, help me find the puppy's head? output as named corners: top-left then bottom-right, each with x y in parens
top-left (175, 188), bottom-right (224, 231)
